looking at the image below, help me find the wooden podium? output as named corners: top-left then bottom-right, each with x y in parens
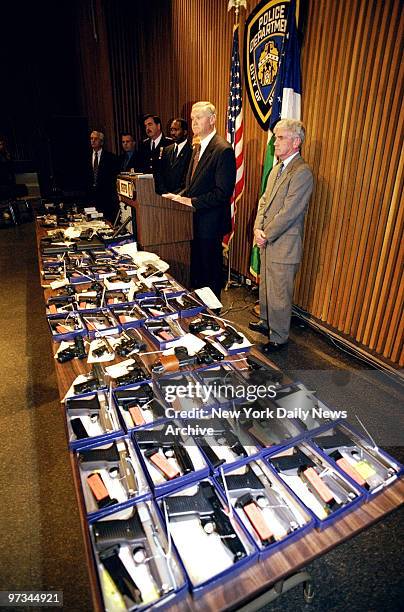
top-left (117, 174), bottom-right (193, 286)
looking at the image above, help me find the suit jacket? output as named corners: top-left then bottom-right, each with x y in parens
top-left (183, 134), bottom-right (236, 239)
top-left (88, 149), bottom-right (119, 220)
top-left (254, 154), bottom-right (313, 263)
top-left (135, 135), bottom-right (173, 173)
top-left (118, 150), bottom-right (139, 172)
top-left (154, 141), bottom-right (192, 194)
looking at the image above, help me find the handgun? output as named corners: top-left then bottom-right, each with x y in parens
top-left (270, 449), bottom-right (354, 512)
top-left (132, 281), bottom-right (153, 298)
top-left (144, 320), bottom-right (176, 342)
top-left (196, 419), bottom-right (247, 468)
top-left (47, 294), bottom-right (75, 307)
top-left (219, 325), bottom-right (244, 350)
top-left (68, 394), bottom-right (101, 439)
top-left (57, 334), bottom-right (86, 363)
top-left (114, 305), bottom-right (144, 325)
top-left (142, 264), bottom-right (164, 279)
top-left (139, 297), bottom-right (171, 317)
top-left (315, 431), bottom-right (392, 490)
top-left (116, 385), bottom-right (165, 427)
top-left (68, 392), bottom-right (115, 433)
top-left (114, 357), bottom-right (149, 387)
top-left (244, 413), bottom-right (300, 447)
top-left (165, 481), bottom-right (247, 562)
top-left (83, 312), bottom-right (116, 333)
top-left (197, 366), bottom-right (244, 402)
top-left (114, 329), bottom-right (146, 357)
top-left (136, 426), bottom-right (194, 479)
top-left (92, 336), bottom-right (115, 358)
top-left (152, 346), bottom-right (197, 374)
top-left (195, 339), bottom-right (225, 364)
top-left (73, 364), bottom-right (107, 395)
top-left (79, 440), bottom-right (137, 496)
top-left (189, 316), bottom-right (220, 334)
top-left (93, 507), bottom-right (173, 601)
top-left (241, 354), bottom-right (284, 385)
top-left (169, 294), bottom-right (201, 312)
top-left (49, 314), bottom-right (82, 335)
top-left (219, 467), bottom-right (300, 542)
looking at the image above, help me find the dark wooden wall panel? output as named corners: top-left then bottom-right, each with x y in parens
top-left (75, 0), bottom-right (403, 367)
top-left (296, 0), bottom-right (403, 367)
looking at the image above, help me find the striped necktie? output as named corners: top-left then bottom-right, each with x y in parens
top-left (190, 144), bottom-right (201, 179)
top-left (276, 162), bottom-right (284, 180)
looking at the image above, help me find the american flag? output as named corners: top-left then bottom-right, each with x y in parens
top-left (223, 25), bottom-right (245, 250)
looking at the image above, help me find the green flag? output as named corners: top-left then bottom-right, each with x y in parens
top-left (249, 132), bottom-right (275, 278)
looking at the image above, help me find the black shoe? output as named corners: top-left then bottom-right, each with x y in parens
top-left (249, 320), bottom-right (268, 334)
top-left (261, 340), bottom-right (288, 353)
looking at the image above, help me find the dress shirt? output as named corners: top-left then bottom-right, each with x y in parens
top-left (174, 140), bottom-right (188, 156)
top-left (281, 151), bottom-right (299, 169)
top-left (92, 149), bottom-right (102, 168)
top-left (199, 130), bottom-right (217, 158)
top-left (151, 134), bottom-right (162, 150)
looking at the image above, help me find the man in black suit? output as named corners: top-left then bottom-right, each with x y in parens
top-left (154, 118), bottom-right (192, 195)
top-left (136, 114), bottom-right (172, 173)
top-left (89, 130), bottom-right (119, 222)
top-left (166, 101), bottom-right (236, 299)
top-left (118, 132), bottom-right (138, 172)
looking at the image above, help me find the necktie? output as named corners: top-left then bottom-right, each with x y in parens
top-left (93, 152), bottom-right (99, 184)
top-left (174, 144), bottom-right (178, 158)
top-left (276, 162), bottom-right (284, 180)
top-left (151, 141), bottom-right (155, 152)
top-left (190, 144), bottom-right (201, 179)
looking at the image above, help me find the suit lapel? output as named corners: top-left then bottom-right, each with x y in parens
top-left (266, 155), bottom-right (302, 204)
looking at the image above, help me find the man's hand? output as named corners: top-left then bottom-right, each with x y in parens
top-left (162, 193), bottom-right (176, 199)
top-left (254, 228), bottom-right (267, 247)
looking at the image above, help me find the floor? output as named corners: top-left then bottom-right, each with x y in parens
top-left (0, 221), bottom-right (403, 612)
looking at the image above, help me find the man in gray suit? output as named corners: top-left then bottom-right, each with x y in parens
top-left (249, 119), bottom-right (313, 353)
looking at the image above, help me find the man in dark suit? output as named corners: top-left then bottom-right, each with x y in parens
top-left (154, 118), bottom-right (192, 195)
top-left (89, 130), bottom-right (119, 222)
top-left (135, 114), bottom-right (172, 173)
top-left (250, 119), bottom-right (314, 352)
top-left (166, 101), bottom-right (236, 299)
top-left (118, 132), bottom-right (138, 172)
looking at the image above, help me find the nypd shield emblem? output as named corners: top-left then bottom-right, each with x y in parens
top-left (244, 0), bottom-right (290, 129)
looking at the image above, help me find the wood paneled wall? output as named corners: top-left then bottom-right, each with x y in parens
top-left (296, 0), bottom-right (403, 367)
top-left (76, 0), bottom-right (403, 367)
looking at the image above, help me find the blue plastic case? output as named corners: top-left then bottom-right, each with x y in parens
top-left (87, 497), bottom-right (189, 610)
top-left (132, 420), bottom-right (210, 495)
top-left (75, 434), bottom-right (151, 518)
top-left (65, 390), bottom-right (124, 450)
top-left (213, 456), bottom-right (315, 560)
top-left (308, 421), bottom-right (404, 499)
top-left (264, 440), bottom-right (365, 530)
top-left (156, 477), bottom-right (257, 596)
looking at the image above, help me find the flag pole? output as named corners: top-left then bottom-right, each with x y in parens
top-left (225, 0), bottom-right (246, 291)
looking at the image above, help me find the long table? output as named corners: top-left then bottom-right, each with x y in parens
top-left (36, 220), bottom-right (404, 611)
